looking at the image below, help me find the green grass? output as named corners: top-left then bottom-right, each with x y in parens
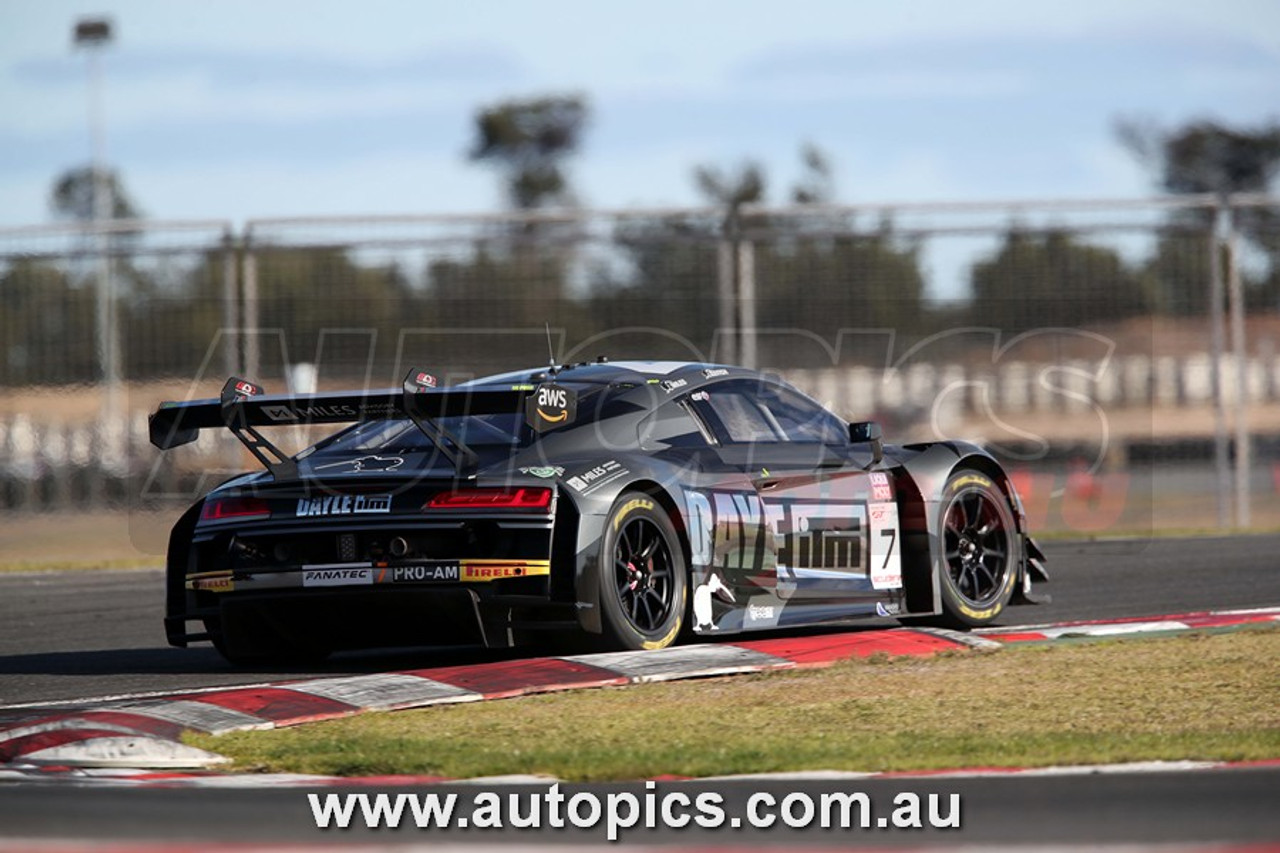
top-left (188, 626), bottom-right (1280, 781)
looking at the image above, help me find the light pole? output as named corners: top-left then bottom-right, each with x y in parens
top-left (73, 17), bottom-right (123, 457)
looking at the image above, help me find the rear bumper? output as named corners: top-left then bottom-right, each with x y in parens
top-left (167, 576), bottom-right (577, 652)
top-left (167, 558), bottom-right (578, 650)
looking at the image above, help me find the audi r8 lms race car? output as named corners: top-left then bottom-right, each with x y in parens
top-left (149, 360), bottom-right (1048, 665)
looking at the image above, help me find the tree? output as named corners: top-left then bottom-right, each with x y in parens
top-left (1117, 118), bottom-right (1280, 197)
top-left (686, 146), bottom-right (932, 364)
top-left (589, 216), bottom-right (722, 359)
top-left (970, 229), bottom-right (1151, 332)
top-left (1118, 118), bottom-right (1280, 314)
top-left (470, 95), bottom-right (589, 209)
top-left (251, 247), bottom-right (413, 376)
top-left (791, 143), bottom-right (835, 205)
top-left (694, 159), bottom-right (767, 211)
top-left (0, 258), bottom-right (97, 385)
top-left (50, 165), bottom-right (143, 221)
top-left (693, 143), bottom-right (836, 210)
top-left (758, 228), bottom-right (927, 357)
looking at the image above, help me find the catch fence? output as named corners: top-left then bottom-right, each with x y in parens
top-left (1, 196), bottom-right (1276, 535)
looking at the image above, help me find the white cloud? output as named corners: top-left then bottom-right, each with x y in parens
top-left (4, 0), bottom-right (1280, 230)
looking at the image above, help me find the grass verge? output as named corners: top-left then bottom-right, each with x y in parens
top-left (188, 626), bottom-right (1280, 782)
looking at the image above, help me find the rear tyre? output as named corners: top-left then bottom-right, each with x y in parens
top-left (597, 492), bottom-right (688, 650)
top-left (934, 470), bottom-right (1018, 628)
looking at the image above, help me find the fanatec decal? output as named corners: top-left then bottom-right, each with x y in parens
top-left (303, 567), bottom-right (373, 587)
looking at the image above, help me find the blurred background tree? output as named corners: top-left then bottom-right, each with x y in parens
top-left (1118, 118), bottom-right (1280, 311)
top-left (50, 165), bottom-right (142, 222)
top-left (470, 94), bottom-right (589, 210)
top-left (970, 229), bottom-right (1151, 333)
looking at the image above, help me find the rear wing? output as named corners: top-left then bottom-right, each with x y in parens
top-left (147, 370), bottom-right (562, 479)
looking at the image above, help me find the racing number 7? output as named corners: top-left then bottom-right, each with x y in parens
top-left (880, 527), bottom-right (897, 569)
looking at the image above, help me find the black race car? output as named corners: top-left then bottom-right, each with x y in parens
top-left (150, 360), bottom-right (1048, 665)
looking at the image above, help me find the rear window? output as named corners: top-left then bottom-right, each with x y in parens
top-left (314, 412), bottom-right (531, 456)
top-left (307, 384), bottom-right (606, 457)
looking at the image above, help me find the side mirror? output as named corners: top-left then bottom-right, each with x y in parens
top-left (849, 420), bottom-right (883, 467)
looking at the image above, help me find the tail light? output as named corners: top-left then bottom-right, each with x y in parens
top-left (426, 487), bottom-right (552, 510)
top-left (201, 496), bottom-right (271, 522)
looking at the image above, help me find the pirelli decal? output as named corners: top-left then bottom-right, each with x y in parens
top-left (459, 560), bottom-right (550, 581)
top-left (379, 560), bottom-right (549, 583)
top-left (186, 572), bottom-right (234, 593)
top-left (378, 561), bottom-right (551, 583)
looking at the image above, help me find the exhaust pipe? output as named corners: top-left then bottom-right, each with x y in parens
top-left (389, 536), bottom-right (410, 558)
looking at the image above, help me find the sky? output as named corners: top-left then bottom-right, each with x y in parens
top-left (1, 0), bottom-right (1278, 228)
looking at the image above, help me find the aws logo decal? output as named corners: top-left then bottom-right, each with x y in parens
top-left (525, 382), bottom-right (577, 433)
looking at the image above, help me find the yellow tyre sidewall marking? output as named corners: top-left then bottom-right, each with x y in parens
top-left (946, 471), bottom-right (1013, 620)
top-left (613, 497), bottom-right (655, 531)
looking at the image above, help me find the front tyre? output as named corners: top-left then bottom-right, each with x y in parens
top-left (598, 492), bottom-right (688, 650)
top-left (935, 470), bottom-right (1018, 628)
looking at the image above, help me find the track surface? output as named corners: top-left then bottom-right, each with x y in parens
top-left (3, 534), bottom-right (1279, 707)
top-left (1, 767), bottom-right (1278, 847)
top-left (0, 535), bottom-right (1277, 847)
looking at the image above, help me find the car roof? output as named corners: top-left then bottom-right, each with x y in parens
top-left (461, 360), bottom-right (747, 389)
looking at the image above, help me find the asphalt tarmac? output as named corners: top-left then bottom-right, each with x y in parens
top-left (3, 534), bottom-right (1278, 707)
top-left (0, 533), bottom-right (1277, 848)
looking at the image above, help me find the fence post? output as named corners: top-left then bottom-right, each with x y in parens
top-left (717, 239), bottom-right (737, 365)
top-left (738, 239), bottom-right (757, 370)
top-left (1226, 206), bottom-right (1250, 528)
top-left (242, 236), bottom-right (260, 382)
top-left (221, 229), bottom-right (240, 379)
top-left (1209, 204), bottom-right (1232, 529)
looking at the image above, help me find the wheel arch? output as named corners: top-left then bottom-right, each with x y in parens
top-left (163, 498), bottom-right (205, 647)
top-left (895, 441), bottom-right (1027, 620)
top-left (565, 475), bottom-right (690, 637)
top-left (951, 451), bottom-right (1028, 534)
top-left (623, 478), bottom-right (692, 570)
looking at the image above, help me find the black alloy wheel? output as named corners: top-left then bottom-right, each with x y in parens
top-left (599, 492), bottom-right (688, 650)
top-left (935, 470), bottom-right (1018, 627)
top-left (614, 514), bottom-right (676, 634)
